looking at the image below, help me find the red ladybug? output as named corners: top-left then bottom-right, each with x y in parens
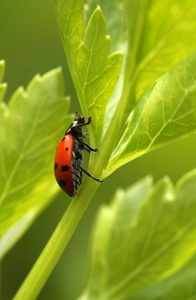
top-left (54, 114), bottom-right (103, 197)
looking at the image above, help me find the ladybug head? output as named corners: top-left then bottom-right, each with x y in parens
top-left (65, 113), bottom-right (86, 137)
top-left (75, 112), bottom-right (85, 124)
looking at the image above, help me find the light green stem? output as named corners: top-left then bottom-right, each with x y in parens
top-left (13, 177), bottom-right (100, 300)
top-left (13, 85), bottom-right (132, 300)
top-left (13, 61), bottom-right (133, 300)
top-left (13, 6), bottom-right (136, 297)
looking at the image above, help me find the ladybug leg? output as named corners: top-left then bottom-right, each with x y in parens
top-left (76, 163), bottom-right (103, 182)
top-left (83, 145), bottom-right (98, 152)
top-left (72, 117), bottom-right (92, 129)
top-left (83, 147), bottom-right (90, 153)
top-left (76, 138), bottom-right (98, 152)
top-left (82, 132), bottom-right (89, 138)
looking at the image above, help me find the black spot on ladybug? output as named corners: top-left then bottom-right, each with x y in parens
top-left (54, 163), bottom-right (58, 170)
top-left (61, 165), bottom-right (69, 172)
top-left (59, 179), bottom-right (66, 187)
top-left (62, 137), bottom-right (65, 142)
top-left (65, 147), bottom-right (69, 151)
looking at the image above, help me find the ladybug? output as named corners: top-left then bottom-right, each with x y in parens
top-left (54, 114), bottom-right (103, 197)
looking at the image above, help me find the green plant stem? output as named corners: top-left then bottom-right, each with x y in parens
top-left (13, 177), bottom-right (100, 300)
top-left (14, 64), bottom-right (133, 300)
top-left (90, 87), bottom-right (134, 178)
top-left (13, 87), bottom-right (131, 299)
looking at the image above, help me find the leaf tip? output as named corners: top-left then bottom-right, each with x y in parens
top-left (42, 67), bottom-right (63, 80)
top-left (110, 51), bottom-right (123, 63)
top-left (18, 86), bottom-right (25, 93)
top-left (0, 60), bottom-right (6, 82)
top-left (8, 85), bottom-right (26, 108)
top-left (0, 101), bottom-right (8, 114)
top-left (157, 176), bottom-right (175, 202)
top-left (145, 174), bottom-right (154, 185)
top-left (56, 66), bottom-right (62, 72)
top-left (93, 5), bottom-right (105, 21)
top-left (176, 168), bottom-right (196, 191)
top-left (35, 73), bottom-right (42, 81)
top-left (1, 82), bottom-right (7, 89)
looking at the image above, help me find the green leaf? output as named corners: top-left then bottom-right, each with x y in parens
top-left (80, 169), bottom-right (196, 299)
top-left (0, 67), bottom-right (72, 259)
top-left (103, 0), bottom-right (196, 155)
top-left (131, 254), bottom-right (196, 299)
top-left (84, 0), bottom-right (127, 53)
top-left (83, 1), bottom-right (127, 137)
top-left (56, 0), bottom-right (122, 146)
top-left (123, 0), bottom-right (196, 108)
top-left (107, 51), bottom-right (196, 176)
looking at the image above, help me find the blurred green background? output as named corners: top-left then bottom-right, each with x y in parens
top-left (0, 1), bottom-right (196, 299)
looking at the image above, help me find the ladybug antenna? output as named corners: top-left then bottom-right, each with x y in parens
top-left (76, 112), bottom-right (85, 123)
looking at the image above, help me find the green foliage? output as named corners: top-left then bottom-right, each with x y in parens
top-left (123, 0), bottom-right (196, 106)
top-left (1, 0), bottom-right (196, 299)
top-left (81, 169), bottom-right (196, 300)
top-left (0, 66), bottom-right (72, 258)
top-left (107, 0), bottom-right (196, 174)
top-left (131, 254), bottom-right (196, 299)
top-left (86, 0), bottom-right (196, 144)
top-left (56, 0), bottom-right (196, 177)
top-left (56, 0), bottom-right (123, 147)
top-left (107, 52), bottom-right (196, 175)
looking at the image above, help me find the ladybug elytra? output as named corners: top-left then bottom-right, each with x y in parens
top-left (54, 114), bottom-right (103, 197)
